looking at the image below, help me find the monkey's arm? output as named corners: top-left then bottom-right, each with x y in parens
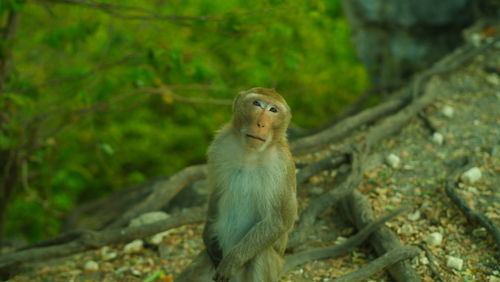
top-left (202, 192), bottom-right (223, 267)
top-left (215, 186), bottom-right (296, 280)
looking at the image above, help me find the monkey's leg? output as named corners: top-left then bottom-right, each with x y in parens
top-left (242, 247), bottom-right (283, 282)
top-left (176, 250), bottom-right (215, 282)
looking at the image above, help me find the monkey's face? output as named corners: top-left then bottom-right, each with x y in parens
top-left (233, 91), bottom-right (290, 151)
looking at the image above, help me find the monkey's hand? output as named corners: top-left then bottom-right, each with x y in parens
top-left (212, 254), bottom-right (242, 282)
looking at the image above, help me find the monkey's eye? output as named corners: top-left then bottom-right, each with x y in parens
top-left (253, 100), bottom-right (261, 107)
top-left (269, 106), bottom-right (278, 113)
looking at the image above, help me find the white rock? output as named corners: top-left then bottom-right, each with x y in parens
top-left (399, 223), bottom-right (414, 235)
top-left (486, 74), bottom-right (500, 86)
top-left (100, 246), bottom-right (117, 260)
top-left (310, 187), bottom-right (324, 196)
top-left (129, 211), bottom-right (170, 228)
top-left (420, 256), bottom-right (429, 265)
top-left (425, 232), bottom-right (443, 246)
top-left (407, 210), bottom-right (421, 221)
top-left (149, 230), bottom-right (172, 245)
top-left (334, 236), bottom-right (347, 245)
top-left (432, 132), bottom-right (444, 145)
top-left (84, 260), bottom-right (99, 271)
top-left (489, 275), bottom-right (500, 282)
top-left (123, 239), bottom-right (143, 253)
top-left (442, 105), bottom-right (454, 118)
top-left (130, 267), bottom-right (141, 276)
top-left (472, 227), bottom-right (487, 238)
top-left (461, 167), bottom-right (482, 184)
top-left (447, 256), bottom-right (464, 270)
top-left (386, 154), bottom-right (401, 169)
top-left (103, 251), bottom-right (117, 261)
top-left (470, 33), bottom-right (482, 47)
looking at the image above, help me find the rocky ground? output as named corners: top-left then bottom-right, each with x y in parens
top-left (7, 42), bottom-right (500, 282)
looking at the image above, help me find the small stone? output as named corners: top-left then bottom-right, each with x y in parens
top-left (103, 251), bottom-right (117, 261)
top-left (472, 227), bottom-right (487, 238)
top-left (123, 239), bottom-right (143, 254)
top-left (115, 266), bottom-right (128, 275)
top-left (425, 232), bottom-right (443, 246)
top-left (84, 260), bottom-right (99, 271)
top-left (310, 187), bottom-right (324, 196)
top-left (442, 105), bottom-right (454, 118)
top-left (386, 154), bottom-right (401, 169)
top-left (334, 236), bottom-right (347, 245)
top-left (469, 33), bottom-right (482, 47)
top-left (130, 267), bottom-right (141, 276)
top-left (461, 167), bottom-right (482, 184)
top-left (407, 210), bottom-right (421, 221)
top-left (446, 256), bottom-right (464, 270)
top-left (129, 211), bottom-right (170, 228)
top-left (489, 276), bottom-right (500, 282)
top-left (486, 74), bottom-right (500, 86)
top-left (432, 132), bottom-right (444, 145)
top-left (420, 256), bottom-right (429, 265)
top-left (399, 223), bottom-right (414, 236)
top-left (149, 230), bottom-right (172, 245)
top-left (101, 246), bottom-right (117, 261)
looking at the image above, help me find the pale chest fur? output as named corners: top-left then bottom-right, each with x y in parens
top-left (209, 134), bottom-right (287, 252)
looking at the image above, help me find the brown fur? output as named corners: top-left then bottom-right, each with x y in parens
top-left (177, 88), bottom-right (297, 282)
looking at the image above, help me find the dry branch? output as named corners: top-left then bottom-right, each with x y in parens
top-left (63, 181), bottom-right (156, 230)
top-left (107, 164), bottom-right (207, 229)
top-left (445, 161), bottom-right (500, 257)
top-left (417, 244), bottom-right (444, 282)
top-left (341, 191), bottom-right (421, 282)
top-left (332, 246), bottom-right (420, 282)
top-left (0, 207), bottom-right (205, 277)
top-left (291, 39), bottom-right (498, 156)
top-left (291, 97), bottom-right (407, 155)
top-left (296, 152), bottom-right (348, 185)
top-left (288, 149), bottom-right (365, 248)
top-left (283, 207), bottom-right (408, 273)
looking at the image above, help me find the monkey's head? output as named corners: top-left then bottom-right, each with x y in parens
top-left (232, 87), bottom-right (291, 151)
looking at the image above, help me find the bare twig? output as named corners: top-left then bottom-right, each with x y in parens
top-left (106, 164), bottom-right (207, 229)
top-left (0, 10), bottom-right (20, 92)
top-left (284, 207), bottom-right (408, 273)
top-left (16, 52), bottom-right (141, 93)
top-left (417, 112), bottom-right (438, 134)
top-left (332, 246), bottom-right (420, 282)
top-left (291, 96), bottom-right (408, 155)
top-left (289, 148), bottom-right (366, 248)
top-left (0, 207), bottom-right (205, 277)
top-left (296, 152), bottom-right (348, 185)
top-left (445, 160), bottom-right (500, 258)
top-left (417, 244), bottom-right (444, 282)
top-left (45, 0), bottom-right (216, 23)
top-left (341, 191), bottom-right (421, 282)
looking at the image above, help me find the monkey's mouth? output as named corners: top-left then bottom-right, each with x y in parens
top-left (246, 134), bottom-right (266, 142)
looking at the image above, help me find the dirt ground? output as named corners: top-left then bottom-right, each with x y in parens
top-left (7, 42), bottom-right (500, 282)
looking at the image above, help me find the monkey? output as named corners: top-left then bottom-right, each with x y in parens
top-left (176, 87), bottom-right (297, 282)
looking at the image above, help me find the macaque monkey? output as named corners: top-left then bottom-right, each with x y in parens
top-left (177, 88), bottom-right (297, 282)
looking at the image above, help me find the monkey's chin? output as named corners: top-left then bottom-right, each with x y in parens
top-left (246, 134), bottom-right (266, 148)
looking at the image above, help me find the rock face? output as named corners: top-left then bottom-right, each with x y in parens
top-left (341, 0), bottom-right (476, 90)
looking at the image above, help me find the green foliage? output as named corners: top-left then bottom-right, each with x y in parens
top-left (2, 0), bottom-right (369, 241)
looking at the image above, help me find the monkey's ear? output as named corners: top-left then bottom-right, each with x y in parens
top-left (232, 91), bottom-right (246, 112)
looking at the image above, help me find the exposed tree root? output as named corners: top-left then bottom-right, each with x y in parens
top-left (332, 246), bottom-right (420, 282)
top-left (283, 207), bottom-right (408, 273)
top-left (2, 40), bottom-right (497, 279)
top-left (341, 191), bottom-right (421, 282)
top-left (0, 207), bottom-right (205, 278)
top-left (445, 160), bottom-right (500, 258)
